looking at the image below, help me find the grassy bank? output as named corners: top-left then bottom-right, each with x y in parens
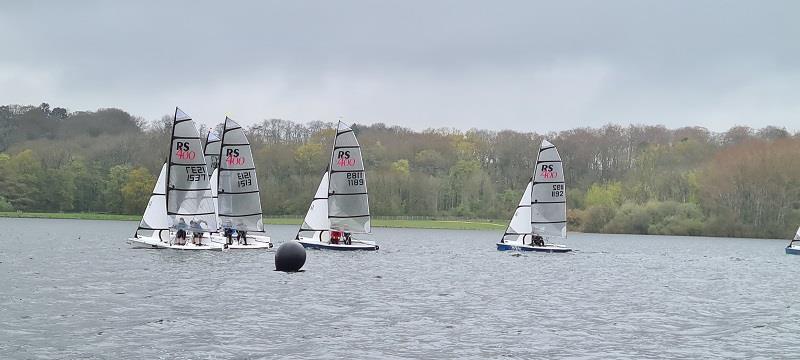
top-left (0, 211), bottom-right (140, 221)
top-left (263, 217), bottom-right (506, 230)
top-left (0, 212), bottom-right (506, 230)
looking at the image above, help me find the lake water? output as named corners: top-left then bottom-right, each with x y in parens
top-left (0, 218), bottom-right (798, 359)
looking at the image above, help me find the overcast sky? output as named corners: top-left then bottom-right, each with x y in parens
top-left (1, 1), bottom-right (798, 132)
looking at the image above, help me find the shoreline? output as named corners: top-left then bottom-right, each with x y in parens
top-left (0, 212), bottom-right (506, 231)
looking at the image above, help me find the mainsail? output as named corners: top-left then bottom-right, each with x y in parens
top-left (328, 121), bottom-right (371, 233)
top-left (166, 108), bottom-right (217, 231)
top-left (531, 139), bottom-right (567, 238)
top-left (500, 179), bottom-right (533, 243)
top-left (136, 163), bottom-right (169, 241)
top-left (204, 130), bottom-right (221, 172)
top-left (216, 117), bottom-right (264, 232)
top-left (297, 171), bottom-right (331, 240)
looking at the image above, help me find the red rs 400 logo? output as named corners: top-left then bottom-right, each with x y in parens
top-left (175, 142), bottom-right (196, 160)
top-left (225, 149), bottom-right (245, 166)
top-left (336, 150), bottom-right (356, 167)
top-left (540, 164), bottom-right (558, 179)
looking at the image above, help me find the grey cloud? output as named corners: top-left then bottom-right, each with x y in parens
top-left (0, 0), bottom-right (797, 132)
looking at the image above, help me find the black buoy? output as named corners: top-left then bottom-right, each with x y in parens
top-left (275, 241), bottom-right (306, 272)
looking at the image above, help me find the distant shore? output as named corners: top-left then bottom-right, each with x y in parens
top-left (0, 212), bottom-right (506, 231)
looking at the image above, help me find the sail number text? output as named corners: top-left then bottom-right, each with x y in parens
top-left (346, 172), bottom-right (364, 186)
top-left (237, 172), bottom-right (252, 187)
top-left (185, 166), bottom-right (207, 181)
top-left (551, 184), bottom-right (564, 197)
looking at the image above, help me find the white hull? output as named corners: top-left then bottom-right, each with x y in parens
top-left (496, 240), bottom-right (571, 253)
top-left (296, 237), bottom-right (379, 251)
top-left (129, 234), bottom-right (224, 251)
top-left (209, 234), bottom-right (272, 249)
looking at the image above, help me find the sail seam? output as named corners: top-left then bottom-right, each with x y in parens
top-left (531, 220), bottom-right (566, 224)
top-left (330, 169), bottom-right (365, 174)
top-left (329, 192), bottom-right (368, 196)
top-left (329, 214), bottom-right (370, 218)
top-left (219, 212), bottom-right (263, 218)
top-left (219, 190), bottom-right (260, 195)
top-left (168, 211), bottom-right (217, 216)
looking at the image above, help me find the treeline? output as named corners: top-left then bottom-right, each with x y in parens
top-left (1, 103), bottom-right (799, 239)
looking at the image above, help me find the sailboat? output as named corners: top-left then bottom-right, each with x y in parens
top-left (203, 129), bottom-right (221, 173)
top-left (128, 108), bottom-right (223, 250)
top-left (295, 121), bottom-right (378, 250)
top-left (208, 117), bottom-right (272, 249)
top-left (785, 227), bottom-right (800, 255)
top-left (497, 139), bottom-right (571, 253)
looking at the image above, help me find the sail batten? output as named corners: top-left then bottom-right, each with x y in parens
top-left (216, 117), bottom-right (264, 232)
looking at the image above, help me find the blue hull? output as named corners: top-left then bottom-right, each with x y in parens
top-left (496, 243), bottom-right (571, 253)
top-left (299, 242), bottom-right (379, 251)
top-left (786, 246), bottom-right (800, 255)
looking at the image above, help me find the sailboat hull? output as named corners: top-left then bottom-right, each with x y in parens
top-left (128, 235), bottom-right (224, 251)
top-left (209, 234), bottom-right (273, 249)
top-left (496, 242), bottom-right (572, 253)
top-left (297, 237), bottom-right (379, 251)
top-left (785, 246), bottom-right (800, 255)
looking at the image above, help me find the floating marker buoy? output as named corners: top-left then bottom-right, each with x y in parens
top-left (275, 241), bottom-right (306, 272)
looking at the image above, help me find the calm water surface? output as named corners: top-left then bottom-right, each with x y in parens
top-left (1, 218), bottom-right (799, 359)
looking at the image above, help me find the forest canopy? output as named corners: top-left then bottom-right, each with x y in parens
top-left (1, 102), bottom-right (798, 239)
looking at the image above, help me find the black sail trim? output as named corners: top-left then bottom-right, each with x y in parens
top-left (219, 212), bottom-right (263, 218)
top-left (539, 145), bottom-right (555, 152)
top-left (168, 211), bottom-right (217, 216)
top-left (531, 220), bottom-right (567, 224)
top-left (329, 214), bottom-right (370, 218)
top-left (329, 192), bottom-right (368, 196)
top-left (219, 167), bottom-right (256, 171)
top-left (218, 190), bottom-right (260, 195)
top-left (169, 187), bottom-right (212, 192)
top-left (330, 169), bottom-right (365, 174)
top-left (531, 200), bottom-right (566, 204)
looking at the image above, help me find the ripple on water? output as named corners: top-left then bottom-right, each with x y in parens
top-left (1, 219), bottom-right (799, 358)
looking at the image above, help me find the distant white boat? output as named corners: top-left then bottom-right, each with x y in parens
top-left (785, 227), bottom-right (800, 255)
top-left (208, 117), bottom-right (271, 249)
top-left (129, 108), bottom-right (223, 250)
top-left (295, 121), bottom-right (378, 251)
top-left (497, 140), bottom-right (571, 253)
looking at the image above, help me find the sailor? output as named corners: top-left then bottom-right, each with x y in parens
top-left (175, 218), bottom-right (188, 245)
top-left (344, 232), bottom-right (352, 245)
top-left (532, 234), bottom-right (545, 247)
top-left (236, 221), bottom-right (248, 245)
top-left (222, 219), bottom-right (234, 246)
top-left (330, 230), bottom-right (341, 244)
top-left (189, 219), bottom-right (207, 245)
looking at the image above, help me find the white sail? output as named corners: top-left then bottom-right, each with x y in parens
top-left (204, 129), bottom-right (221, 172)
top-left (501, 180), bottom-right (533, 243)
top-left (136, 163), bottom-right (169, 241)
top-left (166, 108), bottom-right (217, 232)
top-left (297, 171), bottom-right (331, 240)
top-left (217, 117), bottom-right (264, 232)
top-left (795, 226), bottom-right (800, 241)
top-left (531, 139), bottom-right (567, 238)
top-left (328, 121), bottom-right (371, 233)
